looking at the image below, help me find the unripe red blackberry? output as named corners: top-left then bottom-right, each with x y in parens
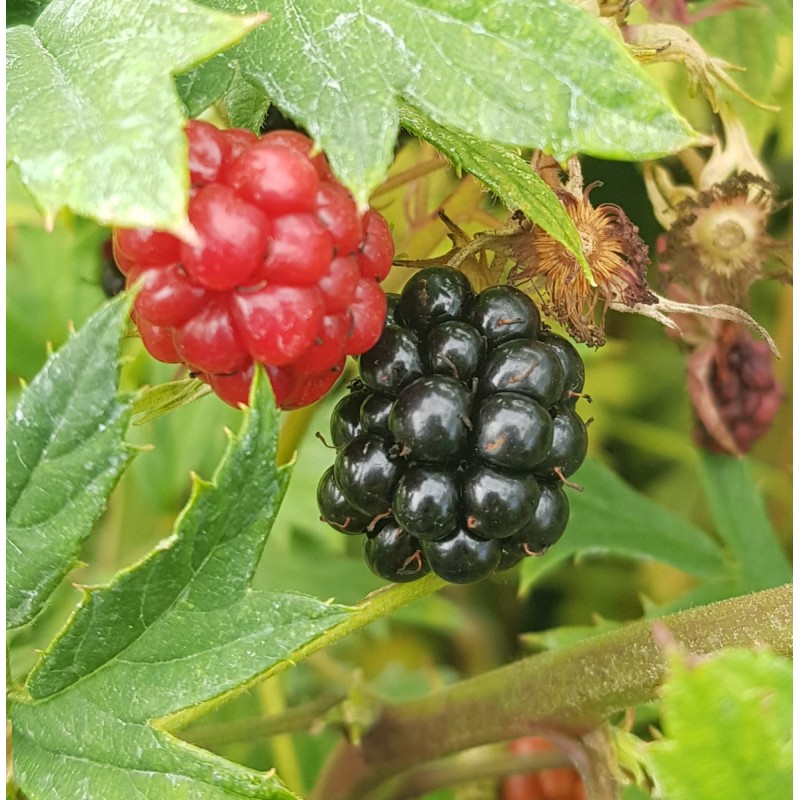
top-left (317, 267), bottom-right (590, 584)
top-left (113, 120), bottom-right (393, 409)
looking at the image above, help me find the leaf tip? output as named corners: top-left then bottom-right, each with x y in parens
top-left (171, 218), bottom-right (201, 248)
top-left (245, 10), bottom-right (271, 29)
top-left (129, 442), bottom-right (153, 454)
top-left (354, 195), bottom-right (372, 216)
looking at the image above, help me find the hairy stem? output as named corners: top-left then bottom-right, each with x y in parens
top-left (312, 584), bottom-right (792, 800)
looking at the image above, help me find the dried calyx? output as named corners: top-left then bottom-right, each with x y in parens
top-left (663, 172), bottom-right (784, 305)
top-left (506, 156), bottom-right (655, 347)
top-left (396, 156), bottom-right (657, 348)
top-left (646, 110), bottom-right (790, 308)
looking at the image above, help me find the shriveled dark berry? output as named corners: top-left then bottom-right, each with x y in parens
top-left (364, 519), bottom-right (429, 583)
top-left (359, 392), bottom-right (395, 437)
top-left (501, 482), bottom-right (570, 557)
top-left (359, 325), bottom-right (423, 394)
top-left (474, 392), bottom-right (553, 471)
top-left (478, 339), bottom-right (565, 409)
top-left (462, 463), bottom-right (540, 539)
top-left (397, 266), bottom-right (474, 331)
top-left (693, 327), bottom-right (782, 455)
top-left (317, 467), bottom-right (373, 534)
top-left (534, 409), bottom-right (588, 480)
top-left (392, 466), bottom-right (459, 541)
top-left (330, 388), bottom-right (369, 446)
top-left (467, 285), bottom-right (540, 345)
top-left (422, 527), bottom-right (501, 584)
top-left (424, 320), bottom-right (486, 381)
top-left (334, 433), bottom-right (403, 515)
top-left (389, 375), bottom-right (473, 463)
top-left (539, 328), bottom-right (586, 406)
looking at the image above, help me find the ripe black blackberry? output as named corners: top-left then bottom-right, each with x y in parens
top-left (317, 267), bottom-right (590, 584)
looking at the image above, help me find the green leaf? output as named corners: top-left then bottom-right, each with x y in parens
top-left (6, 217), bottom-right (109, 380)
top-left (519, 458), bottom-right (727, 593)
top-left (6, 164), bottom-right (45, 228)
top-left (647, 649), bottom-right (791, 800)
top-left (6, 0), bottom-right (52, 27)
top-left (210, 0), bottom-right (696, 205)
top-left (11, 371), bottom-right (350, 799)
top-left (10, 698), bottom-right (296, 800)
top-left (132, 377), bottom-right (212, 426)
top-left (400, 103), bottom-right (591, 275)
top-left (176, 53), bottom-right (235, 118)
top-left (7, 294), bottom-right (136, 630)
top-left (219, 68), bottom-right (271, 130)
top-left (7, 0), bottom-right (264, 231)
top-left (698, 453), bottom-right (791, 591)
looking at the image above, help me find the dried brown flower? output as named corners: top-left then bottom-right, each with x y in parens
top-left (508, 178), bottom-right (655, 347)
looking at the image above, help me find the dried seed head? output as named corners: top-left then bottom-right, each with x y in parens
top-left (663, 173), bottom-right (784, 305)
top-left (509, 184), bottom-right (655, 347)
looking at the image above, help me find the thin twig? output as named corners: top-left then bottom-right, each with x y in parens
top-left (182, 692), bottom-right (346, 749)
top-left (371, 159), bottom-right (449, 200)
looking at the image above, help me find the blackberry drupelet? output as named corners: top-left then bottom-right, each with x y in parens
top-left (318, 266), bottom-right (590, 584)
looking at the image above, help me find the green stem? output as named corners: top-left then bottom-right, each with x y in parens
top-left (257, 676), bottom-right (304, 795)
top-left (182, 692), bottom-right (346, 749)
top-left (312, 584), bottom-right (792, 800)
top-left (371, 159), bottom-right (448, 200)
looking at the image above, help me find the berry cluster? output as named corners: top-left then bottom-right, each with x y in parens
top-left (112, 120), bottom-right (393, 409)
top-left (317, 267), bottom-right (589, 584)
